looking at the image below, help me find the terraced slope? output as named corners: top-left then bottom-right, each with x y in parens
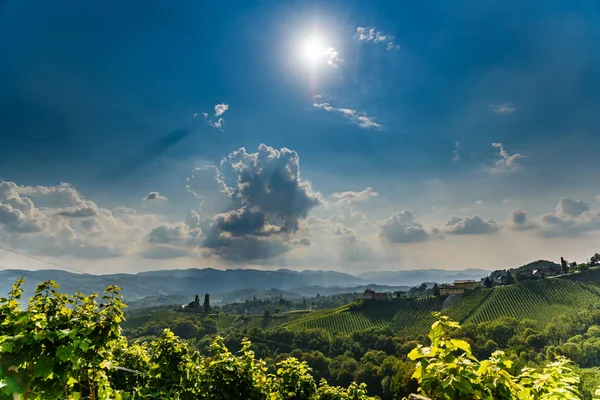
top-left (278, 277), bottom-right (600, 336)
top-left (461, 279), bottom-right (600, 328)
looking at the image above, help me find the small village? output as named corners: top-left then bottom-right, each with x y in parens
top-left (362, 256), bottom-right (598, 301)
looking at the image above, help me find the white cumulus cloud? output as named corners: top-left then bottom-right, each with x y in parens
top-left (380, 210), bottom-right (430, 243)
top-left (445, 215), bottom-right (500, 235)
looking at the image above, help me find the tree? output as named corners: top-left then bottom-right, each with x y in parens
top-left (506, 271), bottom-right (515, 285)
top-left (432, 284), bottom-right (440, 297)
top-left (194, 294), bottom-right (200, 309)
top-left (484, 277), bottom-right (493, 288)
top-left (264, 309), bottom-right (271, 318)
top-left (203, 293), bottom-right (211, 313)
top-left (591, 253), bottom-right (600, 266)
top-left (561, 257), bottom-right (569, 275)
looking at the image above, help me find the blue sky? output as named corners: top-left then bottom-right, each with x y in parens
top-left (1, 0), bottom-right (600, 273)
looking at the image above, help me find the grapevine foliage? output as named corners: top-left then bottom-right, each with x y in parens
top-left (0, 278), bottom-right (375, 399)
top-left (2, 279), bottom-right (600, 399)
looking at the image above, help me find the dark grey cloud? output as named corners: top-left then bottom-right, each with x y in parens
top-left (445, 215), bottom-right (500, 235)
top-left (186, 144), bottom-right (322, 261)
top-left (380, 210), bottom-right (429, 243)
top-left (224, 144), bottom-right (322, 232)
top-left (211, 207), bottom-right (270, 236)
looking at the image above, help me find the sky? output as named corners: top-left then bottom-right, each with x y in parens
top-left (1, 0), bottom-right (600, 274)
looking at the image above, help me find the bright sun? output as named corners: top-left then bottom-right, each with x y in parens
top-left (301, 37), bottom-right (325, 64)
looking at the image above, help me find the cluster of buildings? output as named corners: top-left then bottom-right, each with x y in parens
top-left (362, 288), bottom-right (392, 301)
top-left (490, 262), bottom-right (562, 284)
top-left (438, 279), bottom-right (477, 295)
top-left (359, 260), bottom-right (570, 304)
top-left (362, 279), bottom-right (479, 300)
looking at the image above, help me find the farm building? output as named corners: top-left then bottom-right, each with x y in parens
top-left (363, 289), bottom-right (390, 301)
top-left (439, 280), bottom-right (477, 295)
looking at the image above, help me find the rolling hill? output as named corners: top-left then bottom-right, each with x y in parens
top-left (277, 274), bottom-right (600, 336)
top-left (0, 267), bottom-right (486, 307)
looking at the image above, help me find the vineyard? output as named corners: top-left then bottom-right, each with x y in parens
top-left (462, 279), bottom-right (600, 328)
top-left (277, 277), bottom-right (600, 336)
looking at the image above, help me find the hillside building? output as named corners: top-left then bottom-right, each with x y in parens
top-left (439, 279), bottom-right (477, 295)
top-left (454, 280), bottom-right (477, 290)
top-left (491, 270), bottom-right (510, 284)
top-left (363, 289), bottom-right (390, 301)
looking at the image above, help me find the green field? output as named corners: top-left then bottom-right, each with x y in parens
top-left (278, 277), bottom-right (600, 336)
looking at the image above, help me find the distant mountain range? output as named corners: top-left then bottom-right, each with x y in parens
top-left (357, 268), bottom-right (492, 286)
top-left (0, 267), bottom-right (492, 306)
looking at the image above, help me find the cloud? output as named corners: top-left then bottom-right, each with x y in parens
top-left (142, 222), bottom-right (203, 259)
top-left (489, 142), bottom-right (523, 174)
top-left (355, 27), bottom-right (399, 50)
top-left (532, 198), bottom-right (600, 238)
top-left (211, 207), bottom-right (273, 236)
top-left (502, 198), bottom-right (515, 204)
top-left (0, 181), bottom-right (161, 259)
top-left (331, 187), bottom-right (378, 204)
top-left (452, 141), bottom-right (460, 161)
top-left (475, 200), bottom-right (483, 205)
top-left (194, 144), bottom-right (322, 260)
top-left (0, 202), bottom-right (46, 233)
top-left (445, 215), bottom-right (500, 235)
top-left (201, 103), bottom-right (229, 129)
top-left (537, 211), bottom-right (600, 238)
top-left (214, 103), bottom-right (229, 117)
top-left (221, 144), bottom-right (322, 231)
top-left (323, 47), bottom-right (343, 68)
top-left (285, 237), bottom-right (312, 247)
top-left (313, 103), bottom-right (383, 130)
top-left (148, 222), bottom-right (201, 245)
top-left (490, 103), bottom-right (516, 115)
top-left (56, 207), bottom-right (99, 218)
top-left (143, 191), bottom-right (167, 202)
top-left (186, 165), bottom-right (233, 215)
top-left (380, 210), bottom-right (430, 243)
top-left (508, 208), bottom-right (536, 231)
top-left (556, 197), bottom-right (589, 217)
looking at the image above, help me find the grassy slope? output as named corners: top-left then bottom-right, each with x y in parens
top-left (279, 275), bottom-right (600, 336)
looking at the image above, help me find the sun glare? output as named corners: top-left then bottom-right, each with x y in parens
top-left (301, 37), bottom-right (325, 64)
